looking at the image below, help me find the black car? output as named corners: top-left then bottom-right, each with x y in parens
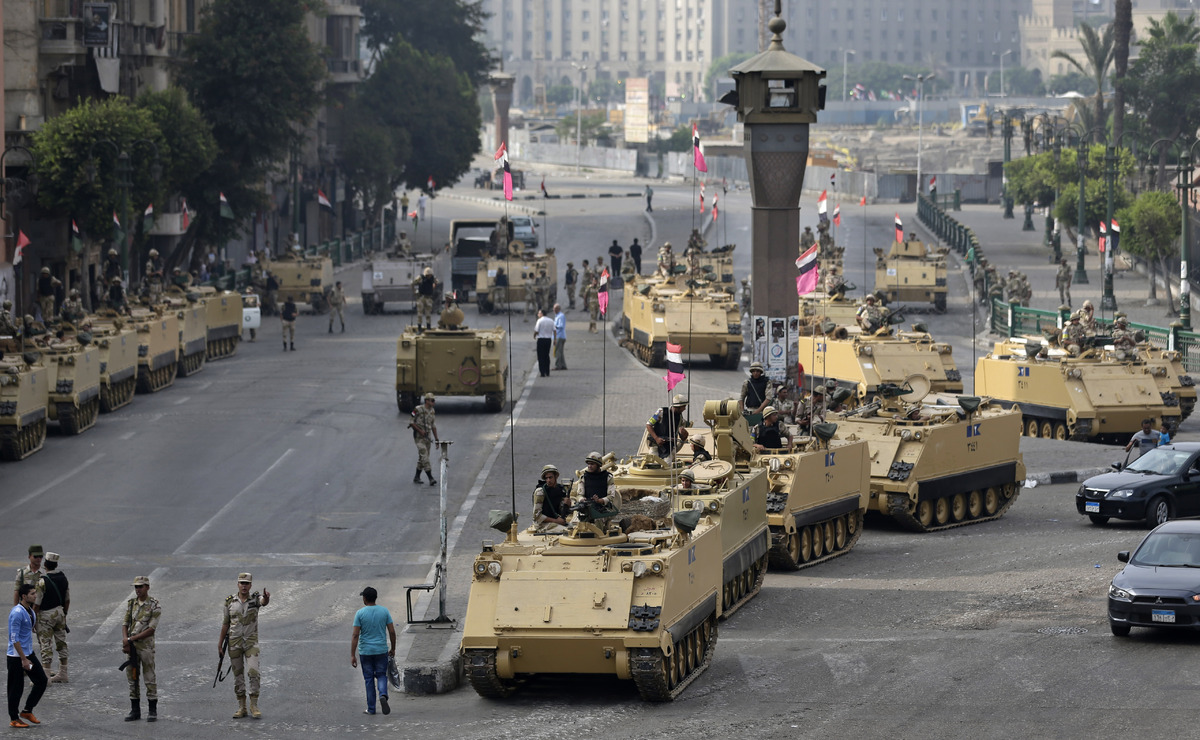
top-left (1107, 520), bottom-right (1200, 636)
top-left (1076, 443), bottom-right (1200, 527)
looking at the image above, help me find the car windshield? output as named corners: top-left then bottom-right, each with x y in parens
top-left (1125, 448), bottom-right (1193, 476)
top-left (1131, 531), bottom-right (1200, 568)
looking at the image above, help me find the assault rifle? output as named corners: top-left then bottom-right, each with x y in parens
top-left (118, 641), bottom-right (139, 680)
top-left (213, 634), bottom-right (230, 688)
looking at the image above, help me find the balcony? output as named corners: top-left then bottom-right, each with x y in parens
top-left (39, 17), bottom-right (87, 57)
top-left (149, 212), bottom-right (188, 237)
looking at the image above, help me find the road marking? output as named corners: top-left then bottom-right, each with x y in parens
top-left (88, 565), bottom-right (168, 645)
top-left (173, 396), bottom-right (190, 405)
top-left (0, 453), bottom-right (103, 519)
top-left (346, 394), bottom-right (355, 401)
top-left (362, 379), bottom-right (370, 385)
top-left (119, 432), bottom-right (136, 440)
top-left (306, 429), bottom-right (316, 437)
top-left (175, 449), bottom-right (295, 555)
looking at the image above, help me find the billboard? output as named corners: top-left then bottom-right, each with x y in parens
top-left (83, 3), bottom-right (113, 47)
top-left (624, 77), bottom-right (649, 144)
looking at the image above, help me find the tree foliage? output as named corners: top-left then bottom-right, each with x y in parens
top-left (555, 112), bottom-right (608, 146)
top-left (833, 62), bottom-right (948, 100)
top-left (361, 0), bottom-right (493, 86)
top-left (704, 52), bottom-right (754, 101)
top-left (135, 88), bottom-right (217, 199)
top-left (1045, 71), bottom-right (1097, 96)
top-left (1115, 189), bottom-right (1181, 301)
top-left (1051, 22), bottom-right (1114, 128)
top-left (1005, 145), bottom-right (1135, 241)
top-left (545, 84), bottom-right (576, 105)
top-left (990, 66), bottom-right (1044, 97)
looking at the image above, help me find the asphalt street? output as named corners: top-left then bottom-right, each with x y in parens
top-left (2, 171), bottom-right (1195, 738)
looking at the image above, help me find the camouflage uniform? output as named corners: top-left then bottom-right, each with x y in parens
top-left (124, 591), bottom-right (162, 701)
top-left (328, 284), bottom-right (346, 332)
top-left (583, 280), bottom-right (599, 333)
top-left (34, 558), bottom-right (69, 677)
top-left (14, 564), bottom-right (43, 603)
top-left (410, 403), bottom-right (437, 477)
top-left (60, 296), bottom-right (85, 325)
top-left (144, 258), bottom-right (164, 303)
top-left (1063, 319), bottom-right (1087, 353)
top-left (414, 272), bottom-right (436, 328)
top-left (532, 273), bottom-right (550, 315)
top-left (223, 589), bottom-right (266, 705)
top-left (656, 245), bottom-right (674, 276)
top-left (565, 265), bottom-right (578, 310)
top-left (856, 302), bottom-right (884, 333)
top-left (1056, 262), bottom-right (1073, 306)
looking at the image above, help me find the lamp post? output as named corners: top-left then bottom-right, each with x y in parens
top-left (998, 49), bottom-right (1012, 98)
top-left (903, 72), bottom-right (935, 197)
top-left (1074, 129), bottom-right (1104, 285)
top-left (571, 62), bottom-right (591, 174)
top-left (1179, 142), bottom-right (1200, 329)
top-left (841, 49), bottom-right (856, 102)
top-left (1101, 142), bottom-right (1118, 311)
top-left (991, 109), bottom-right (1018, 219)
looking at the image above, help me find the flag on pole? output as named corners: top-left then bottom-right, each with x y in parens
top-left (692, 123), bottom-right (708, 173)
top-left (817, 190), bottom-right (828, 223)
top-left (598, 268), bottom-right (610, 316)
top-left (833, 204), bottom-right (841, 227)
top-left (113, 211), bottom-right (122, 230)
top-left (1098, 221), bottom-right (1106, 253)
top-left (71, 220), bottom-right (83, 254)
top-left (700, 182), bottom-right (706, 214)
top-left (427, 176), bottom-right (435, 191)
top-left (143, 203), bottom-right (154, 232)
top-left (1109, 218), bottom-right (1120, 253)
top-left (795, 242), bottom-right (820, 295)
top-left (13, 230), bottom-right (29, 266)
top-left (664, 342), bottom-right (686, 391)
top-left (541, 177), bottom-right (550, 198)
top-left (317, 189), bottom-right (332, 209)
top-left (860, 195), bottom-right (867, 206)
top-left (181, 198), bottom-right (190, 230)
top-left (219, 192), bottom-right (235, 219)
top-left (712, 193), bottom-right (719, 222)
top-left (494, 142), bottom-right (513, 201)
top-left (929, 175), bottom-right (937, 192)
top-left (894, 213), bottom-right (904, 244)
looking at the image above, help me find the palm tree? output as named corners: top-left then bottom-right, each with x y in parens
top-left (1051, 22), bottom-right (1115, 131)
top-left (1111, 0), bottom-right (1133, 145)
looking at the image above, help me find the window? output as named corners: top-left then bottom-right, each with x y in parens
top-left (847, 9), bottom-right (855, 20)
top-left (931, 9), bottom-right (938, 20)
top-left (930, 29), bottom-right (937, 41)
top-left (831, 8), bottom-right (838, 20)
top-left (582, 30), bottom-right (590, 40)
top-left (582, 10), bottom-right (590, 20)
top-left (881, 9), bottom-right (887, 20)
top-left (831, 29), bottom-right (838, 39)
top-left (881, 29), bottom-right (887, 39)
top-left (898, 9), bottom-right (904, 21)
top-left (880, 51), bottom-right (888, 61)
top-left (995, 31), bottom-right (1001, 41)
top-left (977, 30), bottom-right (983, 42)
top-left (897, 51), bottom-right (905, 62)
top-left (847, 29), bottom-right (854, 40)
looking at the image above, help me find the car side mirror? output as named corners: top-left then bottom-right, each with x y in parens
top-left (1111, 462), bottom-right (1123, 471)
top-left (1117, 551), bottom-right (1130, 563)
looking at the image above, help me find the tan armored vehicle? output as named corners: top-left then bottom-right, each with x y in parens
top-left (874, 235), bottom-right (948, 312)
top-left (192, 286), bottom-right (242, 360)
top-left (395, 303), bottom-right (507, 412)
top-left (1139, 348), bottom-right (1196, 421)
top-left (87, 319), bottom-right (139, 412)
top-left (475, 247), bottom-right (557, 314)
top-left (690, 244), bottom-right (735, 285)
top-left (621, 275), bottom-right (743, 369)
top-left (976, 336), bottom-right (1181, 442)
top-left (42, 336), bottom-right (101, 435)
top-left (125, 308), bottom-right (179, 393)
top-left (263, 251), bottom-right (334, 312)
top-left (832, 376), bottom-right (1026, 532)
top-left (797, 292), bottom-right (861, 329)
top-left (795, 321), bottom-right (963, 399)
top-left (0, 352), bottom-right (48, 461)
top-left (157, 291), bottom-right (207, 377)
top-left (462, 502), bottom-right (724, 701)
top-left (361, 251), bottom-right (449, 314)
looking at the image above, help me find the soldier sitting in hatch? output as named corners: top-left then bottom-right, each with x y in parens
top-left (533, 464), bottom-right (571, 529)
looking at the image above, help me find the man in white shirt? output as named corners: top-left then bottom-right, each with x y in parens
top-left (533, 309), bottom-right (555, 377)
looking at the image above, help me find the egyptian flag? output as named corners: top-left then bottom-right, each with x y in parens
top-left (113, 210), bottom-right (122, 230)
top-left (699, 182), bottom-right (706, 214)
top-left (143, 203), bottom-right (154, 232)
top-left (664, 342), bottom-right (686, 391)
top-left (598, 267), bottom-right (610, 316)
top-left (540, 177), bottom-right (550, 198)
top-left (317, 189), bottom-right (332, 209)
top-left (817, 190), bottom-right (828, 223)
top-left (427, 176), bottom-right (435, 191)
top-left (71, 220), bottom-right (83, 254)
top-left (860, 195), bottom-right (867, 206)
top-left (833, 204), bottom-right (841, 227)
top-left (13, 230), bottom-right (29, 266)
top-left (692, 123), bottom-right (708, 173)
top-left (795, 242), bottom-right (820, 296)
top-left (1098, 221), bottom-right (1106, 253)
top-left (1109, 218), bottom-right (1120, 253)
top-left (712, 193), bottom-right (719, 222)
top-left (894, 213), bottom-right (903, 244)
top-left (929, 175), bottom-right (937, 192)
top-left (181, 198), bottom-right (190, 230)
top-left (219, 192), bottom-right (234, 219)
top-left (494, 142), bottom-right (513, 201)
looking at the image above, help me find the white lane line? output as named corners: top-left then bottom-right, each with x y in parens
top-left (119, 432), bottom-right (136, 440)
top-left (306, 429), bottom-right (316, 437)
top-left (361, 379), bottom-right (370, 385)
top-left (174, 449), bottom-right (295, 555)
top-left (173, 396), bottom-right (191, 405)
top-left (196, 382), bottom-right (212, 391)
top-left (87, 566), bottom-right (168, 645)
top-left (346, 394), bottom-right (355, 402)
top-left (0, 453), bottom-right (104, 518)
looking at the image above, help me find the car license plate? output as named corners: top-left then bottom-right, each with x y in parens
top-left (1152, 609), bottom-right (1176, 623)
top-left (1085, 502), bottom-right (1100, 513)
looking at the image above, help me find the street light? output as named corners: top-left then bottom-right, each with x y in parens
top-left (842, 49), bottom-right (856, 102)
top-left (1074, 127), bottom-right (1105, 285)
top-left (997, 49), bottom-right (1013, 98)
top-left (571, 61), bottom-right (591, 174)
top-left (991, 109), bottom-right (1021, 220)
top-left (1178, 140), bottom-right (1200, 329)
top-left (902, 72), bottom-right (935, 196)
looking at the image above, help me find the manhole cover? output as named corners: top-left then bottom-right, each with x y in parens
top-left (1037, 626), bottom-right (1089, 635)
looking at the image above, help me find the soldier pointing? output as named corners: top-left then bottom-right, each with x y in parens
top-left (218, 572), bottom-right (270, 719)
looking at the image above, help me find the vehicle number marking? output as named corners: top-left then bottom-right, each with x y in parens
top-left (1085, 502), bottom-right (1100, 513)
top-left (815, 343), bottom-right (826, 352)
top-left (1152, 609), bottom-right (1175, 623)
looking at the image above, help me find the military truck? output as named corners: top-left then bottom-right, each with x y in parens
top-left (395, 303), bottom-right (507, 413)
top-left (873, 235), bottom-right (948, 312)
top-left (42, 336), bottom-right (101, 435)
top-left (475, 248), bottom-right (557, 314)
top-left (449, 219), bottom-right (503, 301)
top-left (88, 319), bottom-right (139, 412)
top-left (263, 251), bottom-right (334, 312)
top-left (795, 321), bottom-right (963, 399)
top-left (361, 251), bottom-right (449, 314)
top-left (621, 275), bottom-right (743, 369)
top-left (832, 376), bottom-right (1026, 532)
top-left (126, 308), bottom-right (179, 393)
top-left (0, 352), bottom-right (48, 461)
top-left (976, 336), bottom-right (1181, 442)
top-left (192, 286), bottom-right (242, 360)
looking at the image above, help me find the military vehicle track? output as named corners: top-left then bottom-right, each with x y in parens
top-left (178, 351), bottom-right (206, 377)
top-left (206, 336), bottom-right (238, 360)
top-left (884, 482), bottom-right (1021, 533)
top-left (0, 417), bottom-right (46, 461)
top-left (721, 553), bottom-right (767, 618)
top-left (100, 375), bottom-right (136, 412)
top-left (769, 510), bottom-right (863, 570)
top-left (463, 649), bottom-right (520, 699)
top-left (57, 398), bottom-right (99, 435)
top-left (137, 364), bottom-right (177, 393)
top-left (630, 613), bottom-right (717, 701)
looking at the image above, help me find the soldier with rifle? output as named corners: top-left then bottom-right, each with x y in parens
top-left (120, 576), bottom-right (160, 722)
top-left (217, 572), bottom-right (270, 719)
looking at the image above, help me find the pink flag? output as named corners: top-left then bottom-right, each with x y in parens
top-left (664, 342), bottom-right (686, 391)
top-left (181, 199), bottom-right (190, 230)
top-left (692, 123), bottom-right (707, 173)
top-left (494, 142), bottom-right (513, 201)
top-left (833, 204), bottom-right (841, 227)
top-left (712, 193), bottom-right (719, 222)
top-left (894, 214), bottom-right (903, 244)
top-left (598, 268), bottom-right (610, 316)
top-left (1098, 221), bottom-right (1106, 254)
top-left (795, 243), bottom-right (820, 295)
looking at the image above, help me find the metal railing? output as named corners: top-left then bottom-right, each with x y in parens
top-left (917, 192), bottom-right (979, 260)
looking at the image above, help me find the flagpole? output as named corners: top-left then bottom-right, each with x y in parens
top-left (493, 141), bottom-right (518, 520)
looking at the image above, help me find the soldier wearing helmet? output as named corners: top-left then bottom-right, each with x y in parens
top-left (534, 464), bottom-right (570, 527)
top-left (741, 361), bottom-right (773, 419)
top-left (675, 468), bottom-right (697, 491)
top-left (564, 262), bottom-right (578, 310)
top-left (578, 452), bottom-right (615, 509)
top-left (37, 267), bottom-right (60, 322)
top-left (414, 267), bottom-right (437, 330)
top-left (144, 249), bottom-right (164, 303)
top-left (1080, 299), bottom-right (1097, 334)
top-left (1111, 315), bottom-right (1137, 351)
top-left (646, 395), bottom-right (690, 459)
top-left (103, 248), bottom-right (123, 285)
top-left (1063, 311), bottom-right (1086, 354)
top-left (1055, 258), bottom-right (1072, 307)
top-left (60, 289), bottom-right (85, 325)
top-left (856, 294), bottom-right (886, 334)
top-left (107, 276), bottom-right (128, 314)
top-left (408, 393), bottom-right (439, 485)
top-left (0, 300), bottom-right (17, 336)
top-left (753, 406), bottom-right (793, 452)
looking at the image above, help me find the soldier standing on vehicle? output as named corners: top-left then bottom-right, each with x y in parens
top-left (856, 295), bottom-right (885, 334)
top-left (1080, 299), bottom-right (1097, 335)
top-left (741, 362), bottom-right (773, 418)
top-left (646, 396), bottom-right (690, 459)
top-left (630, 238), bottom-right (643, 275)
top-left (564, 263), bottom-right (578, 310)
top-left (1056, 258), bottom-right (1072, 307)
top-left (122, 576), bottom-right (161, 722)
top-left (583, 274), bottom-right (600, 334)
top-left (37, 268), bottom-right (57, 323)
top-left (34, 553), bottom-right (68, 683)
top-left (219, 573), bottom-right (270, 719)
top-left (103, 248), bottom-right (122, 283)
top-left (656, 242), bottom-right (675, 277)
top-left (396, 231), bottom-right (413, 256)
top-left (144, 249), bottom-right (164, 303)
top-left (414, 268), bottom-right (436, 330)
top-left (281, 296), bottom-right (298, 351)
top-left (409, 393), bottom-right (439, 485)
top-left (107, 277), bottom-right (128, 314)
top-left (328, 281), bottom-right (346, 333)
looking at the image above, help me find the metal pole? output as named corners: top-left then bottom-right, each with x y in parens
top-left (916, 78), bottom-right (923, 197)
top-left (1075, 143), bottom-right (1090, 284)
top-left (435, 440), bottom-right (453, 623)
top-left (291, 142), bottom-right (301, 245)
top-left (842, 49), bottom-right (855, 102)
top-left (1182, 153), bottom-right (1193, 330)
top-left (1003, 115), bottom-right (1015, 219)
top-left (1102, 144), bottom-right (1117, 311)
top-left (118, 152), bottom-right (131, 281)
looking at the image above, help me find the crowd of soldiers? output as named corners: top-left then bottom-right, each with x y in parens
top-left (972, 259), bottom-right (1032, 307)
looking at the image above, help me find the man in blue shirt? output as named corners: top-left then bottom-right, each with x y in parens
top-left (350, 587), bottom-right (396, 716)
top-left (8, 584), bottom-right (47, 728)
top-left (553, 303), bottom-right (567, 370)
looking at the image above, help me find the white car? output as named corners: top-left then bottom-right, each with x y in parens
top-left (510, 215), bottom-right (539, 248)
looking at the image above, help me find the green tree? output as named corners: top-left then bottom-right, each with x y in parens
top-left (1115, 190), bottom-right (1181, 302)
top-left (340, 116), bottom-right (410, 229)
top-left (556, 112), bottom-right (607, 146)
top-left (1051, 22), bottom-right (1115, 131)
top-left (991, 66), bottom-right (1044, 96)
top-left (587, 77), bottom-right (620, 105)
top-left (135, 88), bottom-right (217, 202)
top-left (545, 84), bottom-right (576, 105)
top-left (1045, 71), bottom-right (1097, 96)
top-left (1008, 145), bottom-right (1135, 245)
top-left (361, 0), bottom-right (493, 86)
top-left (704, 52), bottom-right (754, 101)
top-left (179, 0), bottom-right (325, 253)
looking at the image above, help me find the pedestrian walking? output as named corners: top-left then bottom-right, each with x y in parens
top-left (328, 281), bottom-right (346, 333)
top-left (13, 545), bottom-right (44, 607)
top-left (553, 304), bottom-right (567, 370)
top-left (409, 393), bottom-right (439, 485)
top-left (645, 184), bottom-right (654, 212)
top-left (564, 263), bottom-right (578, 310)
top-left (122, 576), bottom-right (161, 722)
top-left (608, 240), bottom-right (624, 276)
top-left (7, 584), bottom-right (46, 729)
top-left (350, 587), bottom-right (396, 716)
top-left (534, 309), bottom-right (555, 376)
top-left (629, 239), bottom-right (643, 275)
top-left (219, 573), bottom-right (270, 719)
top-left (417, 193), bottom-right (428, 222)
top-left (281, 296), bottom-right (298, 351)
top-left (34, 553), bottom-right (68, 683)
top-left (1056, 258), bottom-right (1072, 308)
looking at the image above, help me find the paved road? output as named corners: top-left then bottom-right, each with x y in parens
top-left (3, 174), bottom-right (1193, 737)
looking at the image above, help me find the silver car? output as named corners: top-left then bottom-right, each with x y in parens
top-left (510, 215), bottom-right (539, 248)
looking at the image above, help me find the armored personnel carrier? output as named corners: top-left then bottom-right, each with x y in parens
top-left (0, 352), bottom-right (48, 461)
top-left (1140, 347), bottom-right (1196, 421)
top-left (361, 251), bottom-right (449, 314)
top-left (125, 308), bottom-right (179, 393)
top-left (795, 321), bottom-right (963, 399)
top-left (42, 335), bottom-right (101, 435)
top-left (462, 505), bottom-right (723, 701)
top-left (395, 303), bottom-right (507, 413)
top-left (87, 319), bottom-right (139, 412)
top-left (690, 244), bottom-right (735, 285)
top-left (192, 286), bottom-right (242, 360)
top-left (621, 275), bottom-right (742, 369)
top-left (263, 251), bottom-right (334, 312)
top-left (873, 234), bottom-right (948, 312)
top-left (157, 292), bottom-right (207, 377)
top-left (832, 376), bottom-right (1026, 532)
top-left (475, 247), bottom-right (557, 314)
top-left (976, 336), bottom-right (1181, 442)
top-left (797, 292), bottom-right (860, 329)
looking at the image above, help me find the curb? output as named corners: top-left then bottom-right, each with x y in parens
top-left (1025, 467), bottom-right (1109, 487)
top-left (402, 651), bottom-right (461, 695)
